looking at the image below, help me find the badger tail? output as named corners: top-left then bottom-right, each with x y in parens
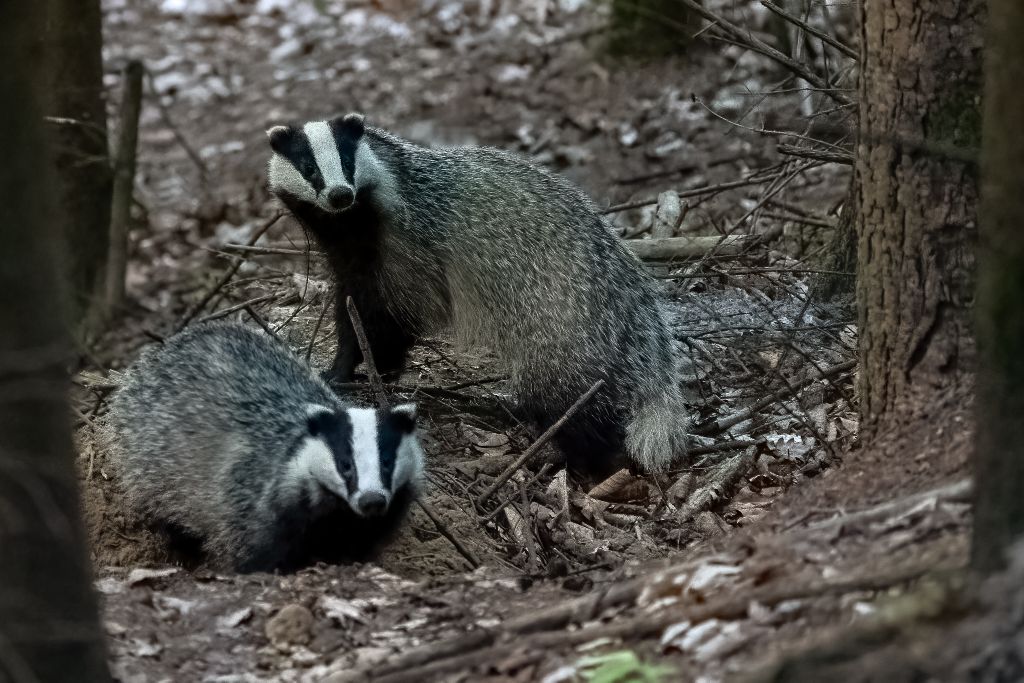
top-left (624, 389), bottom-right (690, 473)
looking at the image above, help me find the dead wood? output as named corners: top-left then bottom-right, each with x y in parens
top-left (175, 212), bottom-right (282, 331)
top-left (345, 296), bottom-right (389, 409)
top-left (104, 60), bottom-right (144, 316)
top-left (626, 234), bottom-right (762, 260)
top-left (416, 499), bottom-right (482, 570)
top-left (475, 379), bottom-right (604, 507)
top-left (367, 561), bottom-right (950, 683)
top-left (805, 478), bottom-right (972, 533)
top-left (759, 0), bottom-right (858, 61)
top-left (694, 359), bottom-right (856, 436)
top-left (677, 0), bottom-right (851, 106)
top-left (677, 447), bottom-right (756, 524)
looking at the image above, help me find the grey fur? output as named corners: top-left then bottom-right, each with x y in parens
top-left (106, 322), bottom-right (424, 572)
top-left (268, 116), bottom-right (689, 472)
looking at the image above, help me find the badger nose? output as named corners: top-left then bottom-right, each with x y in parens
top-left (356, 491), bottom-right (387, 517)
top-left (327, 186), bottom-right (354, 210)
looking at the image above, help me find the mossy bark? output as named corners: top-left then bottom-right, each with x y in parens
top-left (972, 0), bottom-right (1024, 574)
top-left (0, 3), bottom-right (111, 680)
top-left (855, 0), bottom-right (982, 437)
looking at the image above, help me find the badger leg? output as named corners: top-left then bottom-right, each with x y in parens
top-left (325, 289), bottom-right (417, 384)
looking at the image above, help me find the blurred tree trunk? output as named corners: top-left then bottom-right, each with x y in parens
top-left (855, 0), bottom-right (983, 438)
top-left (44, 0), bottom-right (113, 327)
top-left (972, 0), bottom-right (1024, 574)
top-left (0, 3), bottom-right (111, 681)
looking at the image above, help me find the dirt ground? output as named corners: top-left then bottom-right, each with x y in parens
top-left (72, 1), bottom-right (1006, 681)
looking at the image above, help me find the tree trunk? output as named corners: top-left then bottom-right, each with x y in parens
top-left (855, 0), bottom-right (983, 437)
top-left (0, 3), bottom-right (111, 681)
top-left (971, 0), bottom-right (1024, 574)
top-left (44, 0), bottom-right (113, 327)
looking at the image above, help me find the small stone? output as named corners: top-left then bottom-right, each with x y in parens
top-left (265, 604), bottom-right (314, 648)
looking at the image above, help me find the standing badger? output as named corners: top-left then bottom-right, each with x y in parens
top-left (107, 322), bottom-right (424, 573)
top-left (266, 114), bottom-right (688, 473)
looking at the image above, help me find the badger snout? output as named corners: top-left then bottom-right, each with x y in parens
top-left (355, 491), bottom-right (388, 517)
top-left (326, 186), bottom-right (355, 211)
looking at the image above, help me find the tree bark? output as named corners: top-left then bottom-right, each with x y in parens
top-left (971, 0), bottom-right (1024, 574)
top-left (0, 3), bottom-right (111, 681)
top-left (44, 0), bottom-right (113, 327)
top-left (856, 0), bottom-right (983, 437)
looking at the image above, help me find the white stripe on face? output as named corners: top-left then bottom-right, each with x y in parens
top-left (288, 436), bottom-right (347, 503)
top-left (304, 121), bottom-right (348, 189)
top-left (268, 155), bottom-right (317, 204)
top-left (347, 408), bottom-right (387, 500)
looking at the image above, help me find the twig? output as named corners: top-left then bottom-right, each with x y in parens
top-left (613, 152), bottom-right (750, 186)
top-left (197, 294), bottom-right (276, 324)
top-left (602, 173), bottom-right (779, 215)
top-left (221, 244), bottom-right (308, 256)
top-left (305, 296), bottom-right (331, 364)
top-left (760, 0), bottom-right (859, 60)
top-left (370, 562), bottom-right (946, 683)
top-left (444, 375), bottom-right (507, 391)
top-left (104, 60), bottom-right (144, 316)
top-left (762, 211), bottom-right (837, 229)
top-left (244, 305), bottom-right (279, 341)
top-left (176, 213), bottom-right (282, 331)
top-left (475, 380), bottom-right (604, 507)
top-left (482, 463), bottom-right (554, 523)
top-left (777, 143), bottom-right (854, 166)
top-left (805, 478), bottom-right (972, 532)
top-left (346, 297), bottom-right (389, 409)
top-left (694, 359), bottom-right (856, 436)
top-left (416, 500), bottom-right (481, 569)
top-left (678, 0), bottom-right (851, 106)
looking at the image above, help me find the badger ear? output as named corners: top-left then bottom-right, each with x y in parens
top-left (388, 403), bottom-right (417, 433)
top-left (305, 405), bottom-right (334, 437)
top-left (266, 125), bottom-right (293, 154)
top-left (337, 112), bottom-right (365, 137)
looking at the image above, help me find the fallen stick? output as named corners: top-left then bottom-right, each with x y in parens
top-left (416, 499), bottom-right (481, 570)
top-left (104, 60), bottom-right (144, 316)
top-left (345, 298), bottom-right (481, 570)
top-left (626, 234), bottom-right (757, 260)
top-left (196, 293), bottom-right (276, 324)
top-left (475, 379), bottom-right (604, 508)
top-left (370, 562), bottom-right (946, 683)
top-left (305, 296), bottom-right (331, 364)
top-left (345, 296), bottom-right (389, 410)
top-left (176, 212), bottom-right (282, 331)
top-left (693, 359), bottom-right (856, 436)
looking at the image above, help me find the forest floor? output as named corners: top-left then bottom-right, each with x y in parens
top-left (73, 1), bottom-right (1001, 681)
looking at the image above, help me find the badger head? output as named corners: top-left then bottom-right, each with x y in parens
top-left (289, 403), bottom-right (424, 518)
top-left (266, 113), bottom-right (368, 215)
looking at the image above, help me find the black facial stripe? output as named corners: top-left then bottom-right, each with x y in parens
top-left (375, 414), bottom-right (403, 489)
top-left (312, 411), bottom-right (358, 495)
top-left (329, 119), bottom-right (359, 184)
top-left (278, 130), bottom-right (325, 194)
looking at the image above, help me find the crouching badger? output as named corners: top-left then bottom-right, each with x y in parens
top-left (107, 322), bottom-right (424, 573)
top-left (266, 114), bottom-right (689, 473)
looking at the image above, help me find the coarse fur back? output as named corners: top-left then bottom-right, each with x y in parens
top-left (107, 322), bottom-right (425, 572)
top-left (267, 115), bottom-right (689, 472)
